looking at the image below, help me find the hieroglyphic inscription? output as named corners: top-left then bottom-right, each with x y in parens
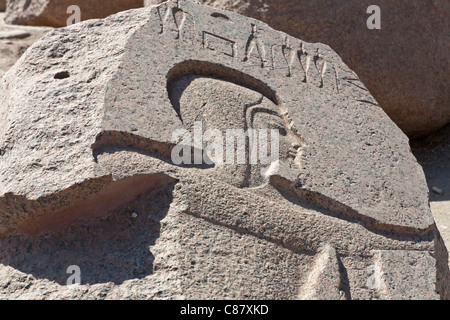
top-left (319, 60), bottom-right (339, 93)
top-left (203, 32), bottom-right (236, 58)
top-left (271, 37), bottom-right (306, 81)
top-left (304, 48), bottom-right (323, 88)
top-left (156, 4), bottom-right (338, 92)
top-left (157, 4), bottom-right (187, 39)
top-left (244, 24), bottom-right (268, 68)
top-left (271, 39), bottom-right (338, 92)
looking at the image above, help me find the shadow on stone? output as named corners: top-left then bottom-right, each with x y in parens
top-left (0, 185), bottom-right (174, 285)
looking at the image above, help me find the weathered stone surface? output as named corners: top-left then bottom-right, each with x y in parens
top-left (5, 0), bottom-right (143, 27)
top-left (0, 12), bottom-right (52, 78)
top-left (146, 0), bottom-right (450, 137)
top-left (373, 250), bottom-right (441, 300)
top-left (0, 0), bottom-right (447, 299)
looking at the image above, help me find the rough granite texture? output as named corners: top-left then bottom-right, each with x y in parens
top-left (146, 0), bottom-right (450, 138)
top-left (0, 0), bottom-right (448, 299)
top-left (5, 0), bottom-right (143, 27)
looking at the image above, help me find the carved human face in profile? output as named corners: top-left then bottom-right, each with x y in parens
top-left (169, 74), bottom-right (301, 188)
top-left (247, 106), bottom-right (302, 188)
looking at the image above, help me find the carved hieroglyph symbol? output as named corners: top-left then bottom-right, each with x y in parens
top-left (203, 31), bottom-right (236, 58)
top-left (271, 37), bottom-right (306, 80)
top-left (157, 5), bottom-right (188, 39)
top-left (244, 24), bottom-right (268, 68)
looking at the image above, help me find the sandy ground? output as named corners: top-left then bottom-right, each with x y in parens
top-left (411, 124), bottom-right (450, 263)
top-left (0, 11), bottom-right (449, 259)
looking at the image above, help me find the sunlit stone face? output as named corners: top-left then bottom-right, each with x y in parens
top-left (169, 75), bottom-right (301, 188)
